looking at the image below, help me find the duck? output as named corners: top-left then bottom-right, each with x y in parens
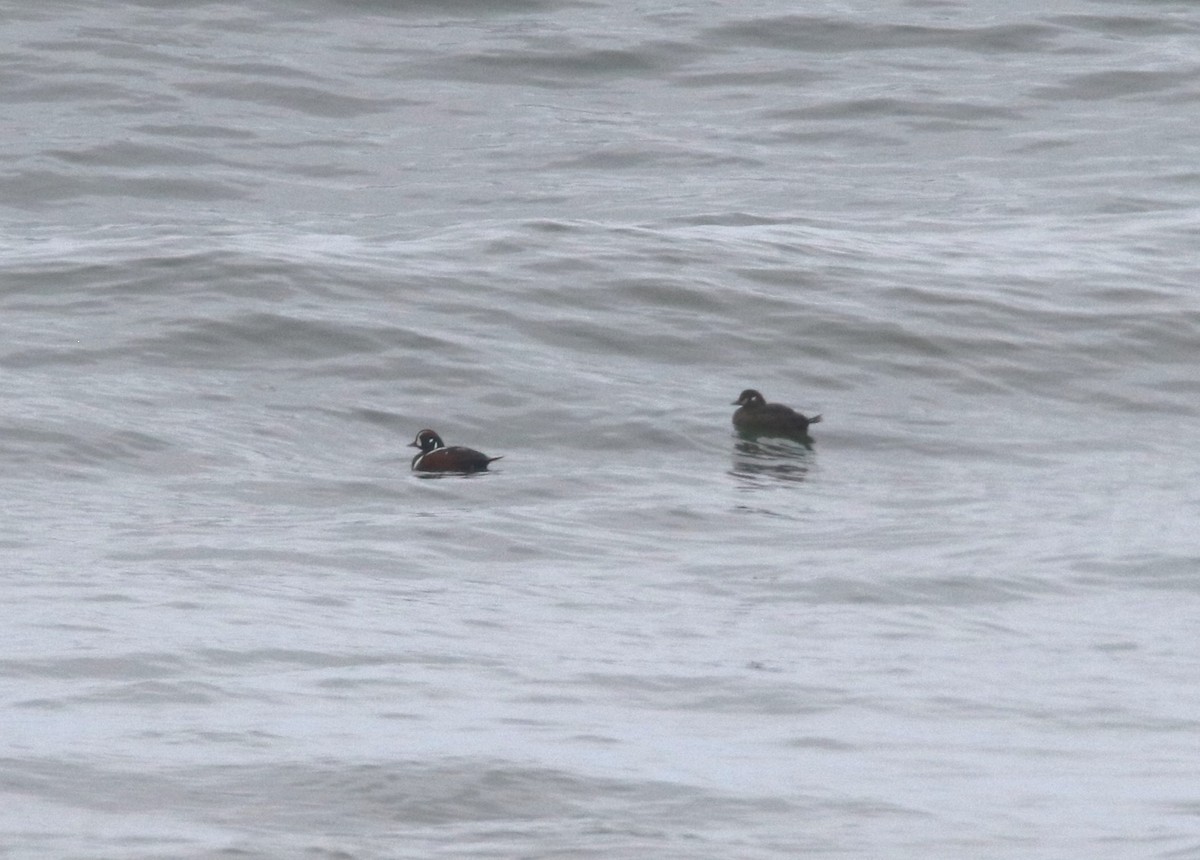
top-left (731, 389), bottom-right (821, 438)
top-left (409, 429), bottom-right (501, 473)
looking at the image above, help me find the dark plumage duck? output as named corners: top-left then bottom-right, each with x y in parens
top-left (731, 389), bottom-right (821, 438)
top-left (409, 429), bottom-right (501, 473)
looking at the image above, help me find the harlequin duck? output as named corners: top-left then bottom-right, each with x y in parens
top-left (731, 389), bottom-right (821, 438)
top-left (409, 429), bottom-right (501, 473)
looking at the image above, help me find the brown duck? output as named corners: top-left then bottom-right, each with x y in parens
top-left (409, 429), bottom-right (501, 473)
top-left (731, 389), bottom-right (821, 438)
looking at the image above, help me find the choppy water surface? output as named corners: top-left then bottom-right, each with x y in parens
top-left (3, 1), bottom-right (1200, 857)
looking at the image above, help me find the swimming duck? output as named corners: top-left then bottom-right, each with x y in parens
top-left (409, 429), bottom-right (501, 473)
top-left (731, 389), bottom-right (821, 438)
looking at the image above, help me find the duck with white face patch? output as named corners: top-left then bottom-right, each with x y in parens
top-left (731, 389), bottom-right (821, 439)
top-left (409, 429), bottom-right (502, 473)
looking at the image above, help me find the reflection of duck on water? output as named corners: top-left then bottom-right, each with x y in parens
top-left (730, 436), bottom-right (813, 484)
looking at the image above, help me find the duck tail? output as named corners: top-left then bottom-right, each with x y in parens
top-left (808, 414), bottom-right (822, 424)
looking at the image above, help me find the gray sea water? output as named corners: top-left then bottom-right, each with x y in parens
top-left (3, 1), bottom-right (1200, 857)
